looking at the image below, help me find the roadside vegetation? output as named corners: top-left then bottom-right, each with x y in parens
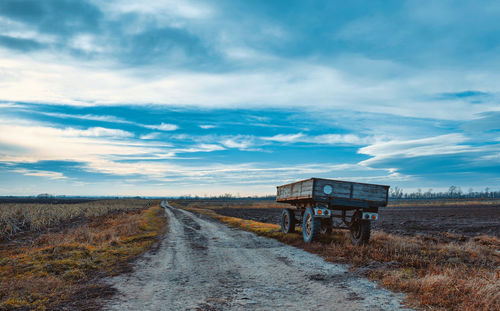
top-left (175, 201), bottom-right (500, 311)
top-left (0, 200), bottom-right (166, 310)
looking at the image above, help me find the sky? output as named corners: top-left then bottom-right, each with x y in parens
top-left (0, 0), bottom-right (499, 196)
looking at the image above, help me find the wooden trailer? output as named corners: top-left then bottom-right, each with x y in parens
top-left (276, 178), bottom-right (389, 244)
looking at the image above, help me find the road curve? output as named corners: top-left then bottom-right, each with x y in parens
top-left (103, 203), bottom-right (412, 311)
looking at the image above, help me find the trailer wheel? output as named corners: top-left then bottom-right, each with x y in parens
top-left (349, 211), bottom-right (371, 245)
top-left (320, 218), bottom-right (333, 235)
top-left (302, 207), bottom-right (320, 242)
top-left (281, 209), bottom-right (296, 233)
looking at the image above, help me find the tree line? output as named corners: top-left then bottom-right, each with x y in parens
top-left (175, 194), bottom-right (276, 201)
top-left (389, 186), bottom-right (500, 200)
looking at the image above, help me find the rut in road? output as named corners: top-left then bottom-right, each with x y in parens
top-left (104, 204), bottom-right (413, 311)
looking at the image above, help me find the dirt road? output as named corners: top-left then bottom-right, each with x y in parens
top-left (103, 203), bottom-right (412, 311)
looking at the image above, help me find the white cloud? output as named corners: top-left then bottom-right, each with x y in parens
top-left (263, 133), bottom-right (305, 143)
top-left (31, 111), bottom-right (183, 134)
top-left (179, 144), bottom-right (225, 153)
top-left (67, 127), bottom-right (134, 138)
top-left (97, 0), bottom-right (213, 20)
top-left (0, 102), bottom-right (28, 109)
top-left (0, 120), bottom-right (163, 176)
top-left (36, 112), bottom-right (128, 123)
top-left (0, 119), bottom-right (396, 183)
top-left (69, 34), bottom-right (105, 53)
top-left (199, 124), bottom-right (216, 129)
top-left (0, 123), bottom-right (151, 163)
top-left (0, 117), bottom-right (407, 194)
top-left (145, 123), bottom-right (179, 131)
top-left (310, 134), bottom-right (372, 145)
top-left (140, 132), bottom-right (161, 140)
top-left (0, 120), bottom-right (231, 180)
top-left (0, 16), bottom-right (57, 44)
top-left (12, 169), bottom-right (66, 180)
top-left (262, 133), bottom-right (370, 145)
top-left (358, 134), bottom-right (474, 165)
top-left (221, 136), bottom-right (255, 150)
top-left (2, 52), bottom-right (500, 121)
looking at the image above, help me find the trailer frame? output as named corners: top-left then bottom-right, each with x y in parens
top-left (276, 178), bottom-right (390, 244)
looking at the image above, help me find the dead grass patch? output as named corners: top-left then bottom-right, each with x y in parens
top-left (0, 201), bottom-right (166, 310)
top-left (178, 202), bottom-right (500, 311)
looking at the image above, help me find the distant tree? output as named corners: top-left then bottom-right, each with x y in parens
top-left (37, 193), bottom-right (53, 199)
top-left (448, 186), bottom-right (457, 198)
top-left (425, 188), bottom-right (433, 198)
top-left (389, 187), bottom-right (404, 199)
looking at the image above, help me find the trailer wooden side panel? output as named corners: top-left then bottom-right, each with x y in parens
top-left (277, 178), bottom-right (389, 207)
top-left (352, 183), bottom-right (387, 201)
top-left (276, 178), bottom-right (314, 201)
top-left (313, 179), bottom-right (351, 200)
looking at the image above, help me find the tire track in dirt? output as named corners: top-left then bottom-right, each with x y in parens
top-left (103, 203), bottom-right (413, 311)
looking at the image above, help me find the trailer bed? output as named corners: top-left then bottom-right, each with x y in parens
top-left (276, 178), bottom-right (389, 208)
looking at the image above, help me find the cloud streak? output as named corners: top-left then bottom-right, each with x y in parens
top-left (144, 123), bottom-right (179, 131)
top-left (263, 133), bottom-right (371, 145)
top-left (358, 134), bottom-right (472, 165)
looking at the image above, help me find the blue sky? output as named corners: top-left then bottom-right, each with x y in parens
top-left (0, 0), bottom-right (499, 196)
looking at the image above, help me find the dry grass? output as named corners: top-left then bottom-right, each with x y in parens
top-left (178, 202), bottom-right (500, 311)
top-left (0, 201), bottom-right (166, 310)
top-left (0, 199), bottom-right (157, 240)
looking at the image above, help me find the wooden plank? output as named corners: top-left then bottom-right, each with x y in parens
top-left (352, 183), bottom-right (387, 201)
top-left (276, 179), bottom-right (315, 201)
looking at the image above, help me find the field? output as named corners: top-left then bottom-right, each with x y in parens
top-left (0, 199), bottom-right (160, 240)
top-left (213, 201), bottom-right (500, 239)
top-left (0, 199), bottom-right (166, 310)
top-left (176, 199), bottom-right (500, 311)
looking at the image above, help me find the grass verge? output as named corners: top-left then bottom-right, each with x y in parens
top-left (0, 202), bottom-right (166, 310)
top-left (179, 203), bottom-right (500, 311)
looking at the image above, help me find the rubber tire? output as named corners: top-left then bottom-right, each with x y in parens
top-left (302, 207), bottom-right (321, 243)
top-left (281, 209), bottom-right (296, 234)
top-left (350, 212), bottom-right (371, 245)
top-left (320, 218), bottom-right (333, 234)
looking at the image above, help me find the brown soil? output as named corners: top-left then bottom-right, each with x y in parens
top-left (214, 205), bottom-right (500, 238)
